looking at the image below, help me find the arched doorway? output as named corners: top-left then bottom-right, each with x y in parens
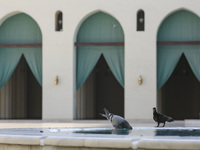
top-left (0, 13), bottom-right (42, 119)
top-left (75, 12), bottom-right (124, 119)
top-left (157, 10), bottom-right (200, 120)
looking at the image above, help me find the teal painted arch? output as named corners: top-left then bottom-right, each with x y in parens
top-left (157, 10), bottom-right (200, 41)
top-left (77, 12), bottom-right (124, 43)
top-left (0, 13), bottom-right (42, 44)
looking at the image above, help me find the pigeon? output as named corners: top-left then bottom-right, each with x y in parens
top-left (153, 107), bottom-right (174, 127)
top-left (99, 108), bottom-right (132, 130)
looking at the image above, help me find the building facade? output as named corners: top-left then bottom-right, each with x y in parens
top-left (0, 0), bottom-right (199, 120)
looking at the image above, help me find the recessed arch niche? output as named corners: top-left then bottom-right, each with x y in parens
top-left (75, 12), bottom-right (124, 119)
top-left (157, 10), bottom-right (200, 120)
top-left (0, 13), bottom-right (42, 119)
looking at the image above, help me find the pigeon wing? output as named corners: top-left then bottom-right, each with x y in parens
top-left (112, 115), bottom-right (132, 129)
top-left (158, 113), bottom-right (173, 123)
top-left (119, 120), bottom-right (132, 129)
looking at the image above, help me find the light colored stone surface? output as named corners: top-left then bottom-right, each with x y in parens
top-left (43, 146), bottom-right (132, 150)
top-left (44, 136), bottom-right (85, 147)
top-left (185, 120), bottom-right (200, 127)
top-left (0, 120), bottom-right (112, 129)
top-left (43, 146), bottom-right (81, 150)
top-left (84, 137), bottom-right (133, 149)
top-left (0, 135), bottom-right (41, 145)
top-left (0, 144), bottom-right (42, 150)
top-left (134, 139), bottom-right (200, 150)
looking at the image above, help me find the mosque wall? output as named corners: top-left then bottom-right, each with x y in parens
top-left (0, 0), bottom-right (199, 120)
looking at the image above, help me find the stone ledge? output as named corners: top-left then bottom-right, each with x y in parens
top-left (0, 135), bottom-right (41, 145)
top-left (185, 119), bottom-right (200, 127)
top-left (44, 136), bottom-right (85, 147)
top-left (45, 136), bottom-right (135, 149)
top-left (1, 132), bottom-right (200, 150)
top-left (133, 139), bottom-right (200, 150)
top-left (84, 137), bottom-right (133, 149)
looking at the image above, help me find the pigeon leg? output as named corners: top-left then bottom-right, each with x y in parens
top-left (162, 122), bottom-right (165, 127)
top-left (156, 122), bottom-right (160, 127)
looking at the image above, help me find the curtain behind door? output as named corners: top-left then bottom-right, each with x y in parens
top-left (0, 13), bottom-right (42, 89)
top-left (0, 13), bottom-right (42, 119)
top-left (157, 10), bottom-right (200, 89)
top-left (76, 12), bottom-right (124, 90)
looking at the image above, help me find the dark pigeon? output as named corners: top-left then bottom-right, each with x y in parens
top-left (153, 107), bottom-right (174, 127)
top-left (99, 108), bottom-right (132, 130)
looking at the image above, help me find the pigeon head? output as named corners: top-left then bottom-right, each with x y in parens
top-left (153, 107), bottom-right (156, 112)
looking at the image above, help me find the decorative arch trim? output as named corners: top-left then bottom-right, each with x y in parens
top-left (157, 8), bottom-right (200, 45)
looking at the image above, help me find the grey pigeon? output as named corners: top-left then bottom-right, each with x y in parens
top-left (99, 108), bottom-right (132, 130)
top-left (153, 107), bottom-right (174, 127)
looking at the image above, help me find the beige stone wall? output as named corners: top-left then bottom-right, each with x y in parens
top-left (0, 0), bottom-right (199, 120)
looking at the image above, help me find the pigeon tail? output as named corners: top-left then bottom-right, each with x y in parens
top-left (99, 113), bottom-right (107, 118)
top-left (167, 117), bottom-right (174, 122)
top-left (103, 108), bottom-right (111, 120)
